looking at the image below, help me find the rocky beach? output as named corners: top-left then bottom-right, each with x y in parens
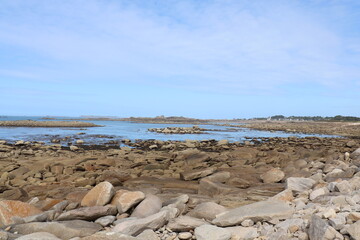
top-left (0, 134), bottom-right (360, 239)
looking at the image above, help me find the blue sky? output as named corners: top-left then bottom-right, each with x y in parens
top-left (0, 0), bottom-right (359, 118)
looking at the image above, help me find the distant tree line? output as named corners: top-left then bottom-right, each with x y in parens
top-left (252, 115), bottom-right (360, 122)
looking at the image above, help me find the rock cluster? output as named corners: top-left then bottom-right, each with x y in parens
top-left (148, 126), bottom-right (206, 134)
top-left (0, 138), bottom-right (359, 239)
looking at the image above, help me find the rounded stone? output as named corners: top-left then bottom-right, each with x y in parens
top-left (81, 181), bottom-right (115, 207)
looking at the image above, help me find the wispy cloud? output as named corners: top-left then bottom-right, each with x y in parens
top-left (0, 0), bottom-right (359, 94)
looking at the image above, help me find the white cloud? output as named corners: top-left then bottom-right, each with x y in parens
top-left (0, 0), bottom-right (359, 93)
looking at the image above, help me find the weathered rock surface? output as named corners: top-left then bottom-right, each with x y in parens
top-left (11, 220), bottom-right (102, 239)
top-left (16, 232), bottom-right (62, 240)
top-left (56, 205), bottom-right (117, 221)
top-left (130, 194), bottom-right (162, 218)
top-left (286, 177), bottom-right (316, 192)
top-left (213, 200), bottom-right (294, 227)
top-left (111, 190), bottom-right (145, 213)
top-left (194, 225), bottom-right (232, 240)
top-left (167, 215), bottom-right (208, 231)
top-left (187, 202), bottom-right (227, 221)
top-left (180, 168), bottom-right (215, 181)
top-left (0, 200), bottom-right (42, 226)
top-left (81, 181), bottom-right (115, 207)
top-left (260, 168), bottom-right (285, 183)
top-left (113, 208), bottom-right (177, 236)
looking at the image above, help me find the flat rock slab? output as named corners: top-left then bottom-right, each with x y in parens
top-left (113, 208), bottom-right (177, 236)
top-left (167, 215), bottom-right (208, 231)
top-left (212, 200), bottom-right (294, 227)
top-left (180, 168), bottom-right (216, 181)
top-left (11, 220), bottom-right (102, 240)
top-left (195, 225), bottom-right (232, 240)
top-left (16, 232), bottom-right (62, 240)
top-left (0, 200), bottom-right (43, 226)
top-left (81, 232), bottom-right (137, 240)
top-left (81, 181), bottom-right (115, 207)
top-left (56, 205), bottom-right (117, 221)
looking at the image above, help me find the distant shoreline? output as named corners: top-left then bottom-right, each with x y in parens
top-left (0, 120), bottom-right (101, 128)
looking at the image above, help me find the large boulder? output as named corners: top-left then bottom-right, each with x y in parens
top-left (212, 200), bottom-right (294, 227)
top-left (130, 194), bottom-right (162, 218)
top-left (11, 220), bottom-right (102, 239)
top-left (194, 225), bottom-right (232, 240)
top-left (0, 200), bottom-right (42, 226)
top-left (111, 190), bottom-right (145, 213)
top-left (260, 168), bottom-right (285, 183)
top-left (81, 181), bottom-right (115, 207)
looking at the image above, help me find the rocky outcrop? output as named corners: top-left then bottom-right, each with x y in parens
top-left (0, 138), bottom-right (359, 239)
top-left (148, 126), bottom-right (206, 134)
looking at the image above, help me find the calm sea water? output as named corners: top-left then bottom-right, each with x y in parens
top-left (0, 116), bottom-right (337, 145)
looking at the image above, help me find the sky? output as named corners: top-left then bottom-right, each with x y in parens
top-left (0, 0), bottom-right (359, 119)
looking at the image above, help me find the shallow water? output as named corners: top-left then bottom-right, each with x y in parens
top-left (0, 116), bottom-right (338, 145)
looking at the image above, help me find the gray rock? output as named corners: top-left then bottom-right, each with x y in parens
top-left (225, 226), bottom-right (259, 240)
top-left (180, 168), bottom-right (216, 181)
top-left (11, 220), bottom-right (102, 239)
top-left (308, 215), bottom-right (343, 240)
top-left (276, 218), bottom-right (305, 232)
top-left (23, 210), bottom-right (56, 223)
top-left (131, 194), bottom-right (162, 218)
top-left (347, 221), bottom-right (360, 240)
top-left (136, 229), bottom-right (159, 240)
top-left (113, 208), bottom-right (177, 236)
top-left (203, 172), bottom-right (231, 183)
top-left (213, 200), bottom-right (294, 227)
top-left (187, 202), bottom-right (227, 221)
top-left (80, 232), bottom-right (137, 240)
top-left (56, 205), bottom-right (117, 221)
top-left (95, 215), bottom-right (116, 227)
top-left (329, 213), bottom-right (346, 230)
top-left (167, 215), bottom-right (208, 231)
top-left (335, 180), bottom-right (352, 194)
top-left (162, 194), bottom-right (189, 216)
top-left (16, 232), bottom-right (61, 240)
top-left (310, 187), bottom-right (328, 200)
top-left (194, 225), bottom-right (231, 240)
top-left (286, 177), bottom-right (315, 193)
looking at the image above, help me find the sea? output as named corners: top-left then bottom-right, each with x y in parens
top-left (0, 116), bottom-right (337, 145)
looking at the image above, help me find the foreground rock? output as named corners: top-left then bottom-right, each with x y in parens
top-left (0, 200), bottom-right (42, 226)
top-left (194, 225), bottom-right (232, 240)
top-left (11, 220), bottom-right (102, 239)
top-left (213, 200), bottom-right (294, 227)
top-left (81, 181), bottom-right (115, 207)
